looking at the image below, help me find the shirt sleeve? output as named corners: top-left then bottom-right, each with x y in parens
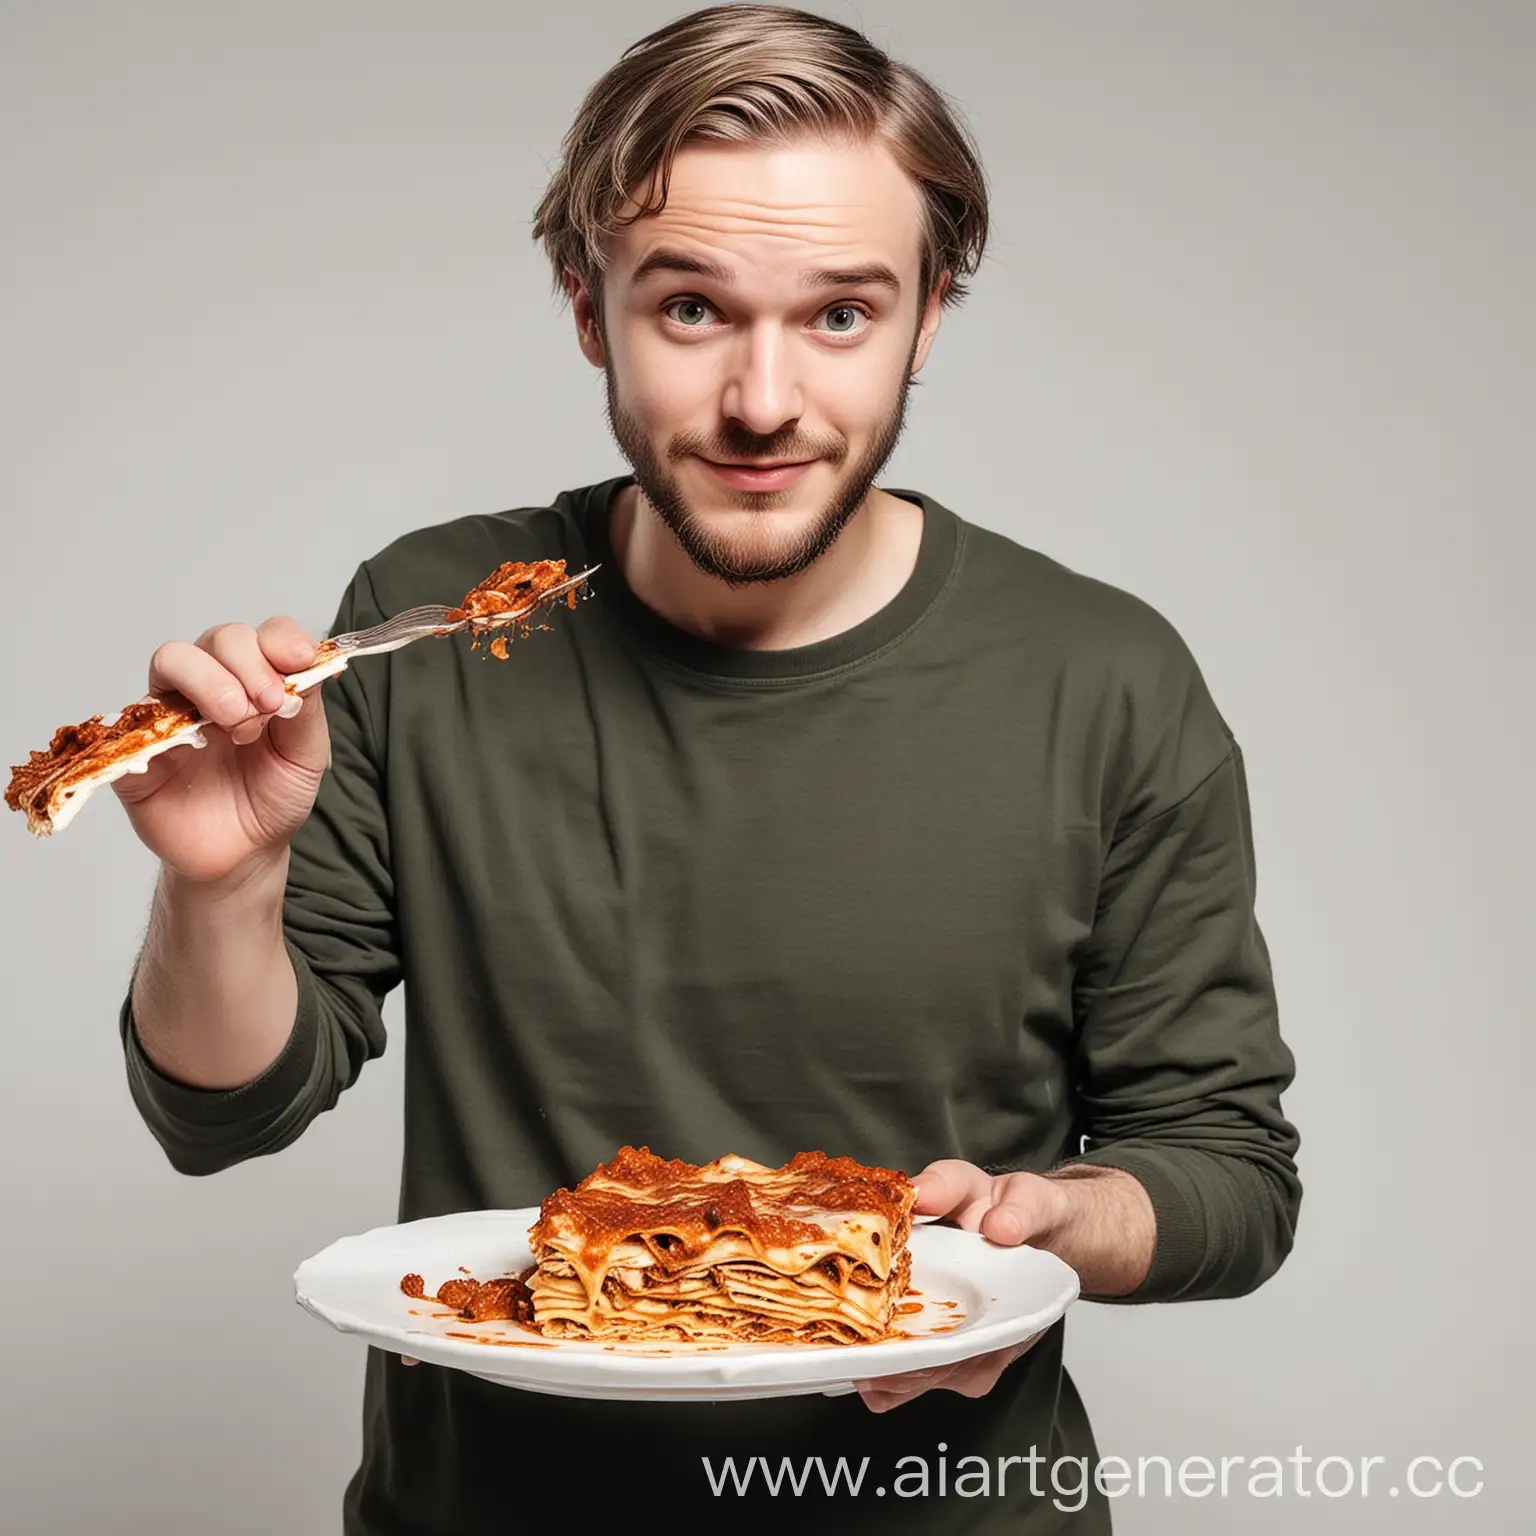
top-left (119, 562), bottom-right (400, 1175)
top-left (1059, 623), bottom-right (1302, 1303)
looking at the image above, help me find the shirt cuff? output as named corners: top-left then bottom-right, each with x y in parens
top-left (119, 937), bottom-right (322, 1131)
top-left (1057, 1144), bottom-right (1210, 1303)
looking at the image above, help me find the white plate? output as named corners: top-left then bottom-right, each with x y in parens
top-left (294, 1208), bottom-right (1080, 1402)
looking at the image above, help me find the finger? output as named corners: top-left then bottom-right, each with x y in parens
top-left (978, 1172), bottom-right (1061, 1245)
top-left (254, 615), bottom-right (322, 677)
top-left (206, 624), bottom-right (292, 717)
top-left (861, 1349), bottom-right (1018, 1410)
top-left (856, 1366), bottom-right (953, 1412)
top-left (855, 1333), bottom-right (1048, 1412)
top-left (857, 1383), bottom-right (909, 1412)
top-left (401, 1356), bottom-right (421, 1366)
top-left (856, 1368), bottom-right (937, 1394)
top-left (148, 639), bottom-right (258, 730)
top-left (940, 1354), bottom-right (1013, 1399)
top-left (912, 1159), bottom-right (995, 1222)
top-left (947, 1332), bottom-right (1049, 1397)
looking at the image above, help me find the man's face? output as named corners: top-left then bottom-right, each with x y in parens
top-left (569, 135), bottom-right (946, 585)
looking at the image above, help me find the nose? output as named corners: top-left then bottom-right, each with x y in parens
top-left (721, 321), bottom-right (803, 437)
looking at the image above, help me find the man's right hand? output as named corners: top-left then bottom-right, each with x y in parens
top-left (113, 618), bottom-right (331, 885)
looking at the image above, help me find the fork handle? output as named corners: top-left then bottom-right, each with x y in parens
top-left (277, 633), bottom-right (422, 702)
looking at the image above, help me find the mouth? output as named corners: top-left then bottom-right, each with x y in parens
top-left (699, 458), bottom-right (816, 492)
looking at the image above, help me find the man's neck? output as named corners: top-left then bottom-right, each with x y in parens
top-left (608, 482), bottom-right (924, 651)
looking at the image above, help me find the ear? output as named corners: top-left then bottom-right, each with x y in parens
top-left (910, 269), bottom-right (950, 378)
top-left (564, 267), bottom-right (607, 369)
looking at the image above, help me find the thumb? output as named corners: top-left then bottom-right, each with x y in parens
top-left (265, 686), bottom-right (331, 775)
top-left (912, 1159), bottom-right (993, 1222)
top-left (979, 1204), bottom-right (1027, 1244)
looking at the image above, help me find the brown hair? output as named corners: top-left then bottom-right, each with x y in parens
top-left (532, 4), bottom-right (989, 319)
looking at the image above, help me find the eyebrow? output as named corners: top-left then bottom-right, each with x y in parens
top-left (629, 247), bottom-right (902, 296)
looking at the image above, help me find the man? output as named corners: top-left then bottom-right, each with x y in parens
top-left (115, 6), bottom-right (1300, 1531)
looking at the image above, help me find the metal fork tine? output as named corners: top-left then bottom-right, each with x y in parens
top-left (328, 605), bottom-right (456, 649)
top-left (327, 567), bottom-right (599, 651)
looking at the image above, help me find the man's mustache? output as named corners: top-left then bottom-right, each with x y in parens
top-left (668, 433), bottom-right (846, 464)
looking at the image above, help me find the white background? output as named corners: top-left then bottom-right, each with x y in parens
top-left (1, 2), bottom-right (1529, 1530)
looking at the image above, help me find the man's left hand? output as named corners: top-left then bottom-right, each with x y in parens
top-left (855, 1159), bottom-right (1069, 1413)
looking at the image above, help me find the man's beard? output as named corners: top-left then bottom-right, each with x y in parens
top-left (601, 331), bottom-right (920, 587)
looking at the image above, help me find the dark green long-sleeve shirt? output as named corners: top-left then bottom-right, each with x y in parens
top-left (121, 475), bottom-right (1300, 1533)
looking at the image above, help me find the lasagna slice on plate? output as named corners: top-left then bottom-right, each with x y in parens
top-left (526, 1146), bottom-right (916, 1345)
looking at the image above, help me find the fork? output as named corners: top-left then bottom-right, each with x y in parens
top-left (276, 565), bottom-right (598, 700)
top-left (14, 566), bottom-right (600, 835)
